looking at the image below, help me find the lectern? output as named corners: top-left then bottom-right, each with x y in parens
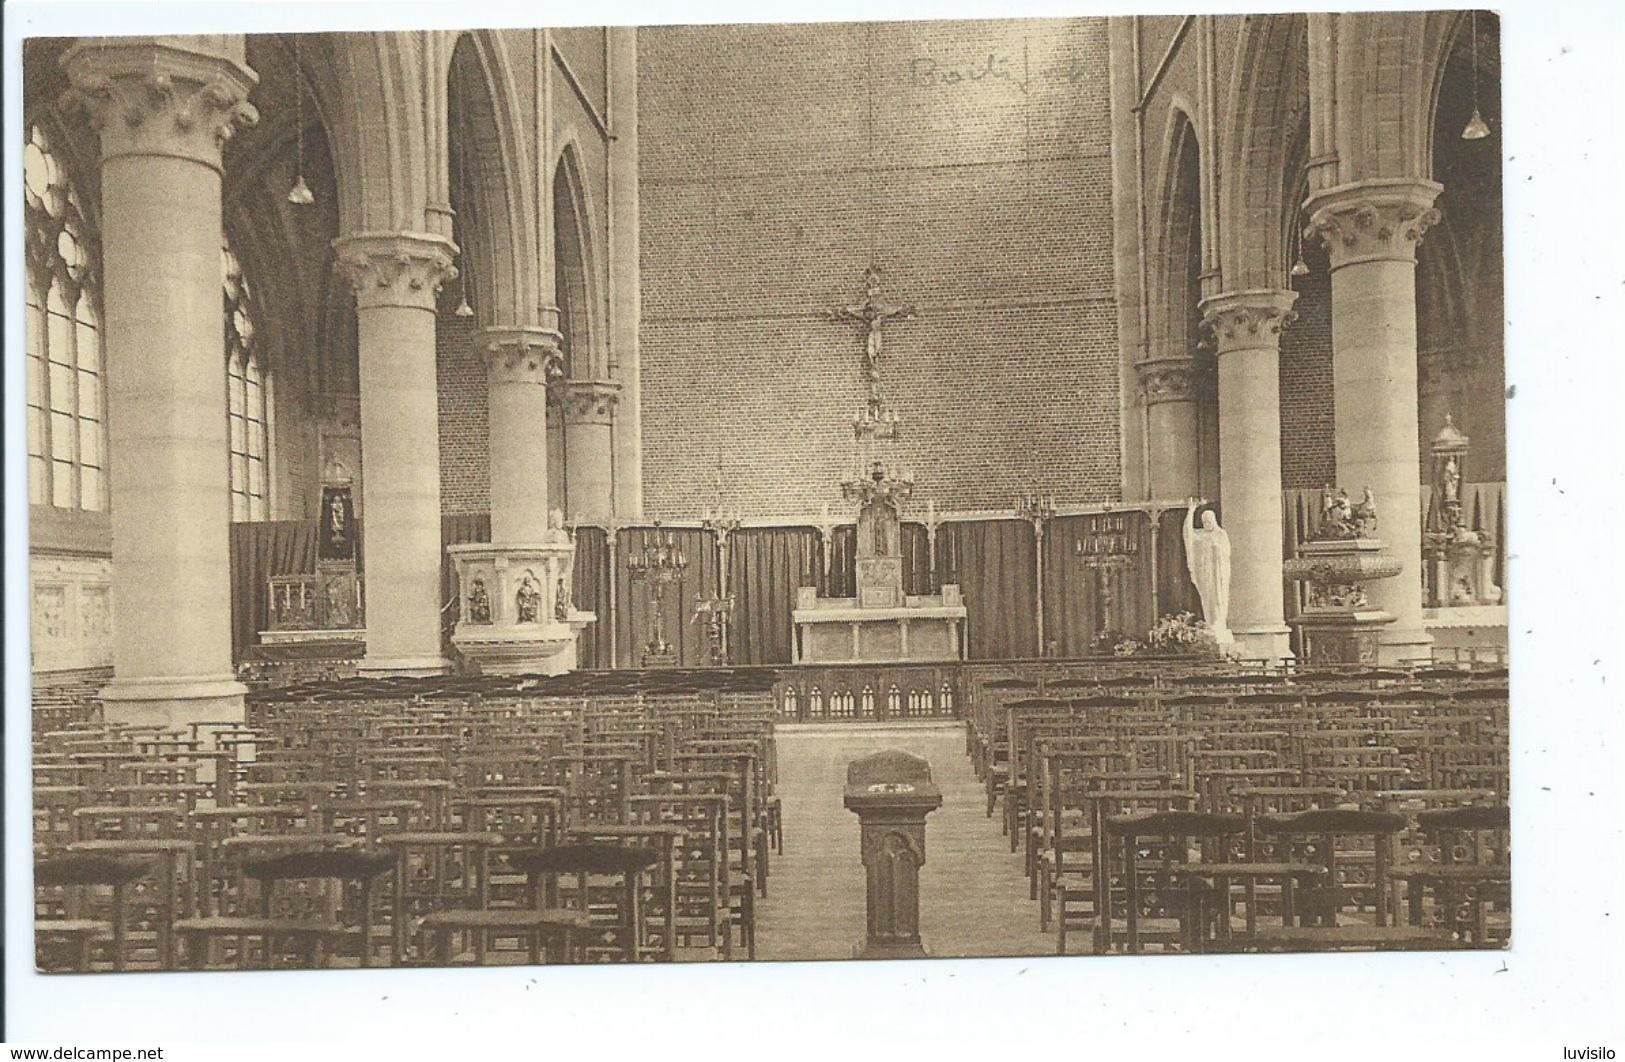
top-left (843, 750), bottom-right (943, 959)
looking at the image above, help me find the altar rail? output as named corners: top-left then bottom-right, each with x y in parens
top-left (770, 656), bottom-right (1262, 723)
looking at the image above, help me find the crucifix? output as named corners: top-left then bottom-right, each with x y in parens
top-left (832, 264), bottom-right (916, 404)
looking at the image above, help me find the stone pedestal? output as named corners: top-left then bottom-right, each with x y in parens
top-left (64, 36), bottom-right (258, 725)
top-left (1307, 179), bottom-right (1443, 664)
top-left (446, 542), bottom-right (595, 675)
top-left (842, 750), bottom-right (943, 959)
top-left (1200, 289), bottom-right (1298, 664)
top-left (1285, 538), bottom-right (1402, 666)
top-left (334, 231), bottom-right (459, 677)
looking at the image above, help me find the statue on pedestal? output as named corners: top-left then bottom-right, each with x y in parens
top-left (1183, 499), bottom-right (1232, 643)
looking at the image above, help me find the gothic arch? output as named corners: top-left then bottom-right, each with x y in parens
top-left (447, 31), bottom-right (538, 328)
top-left (1217, 12), bottom-right (1309, 292)
top-left (1147, 104), bottom-right (1203, 359)
top-left (552, 138), bottom-right (602, 379)
top-left (1326, 11), bottom-right (1462, 184)
top-left (318, 32), bottom-right (438, 236)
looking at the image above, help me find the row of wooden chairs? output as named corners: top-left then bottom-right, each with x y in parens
top-left (34, 687), bottom-right (783, 972)
top-left (956, 666), bottom-right (1508, 955)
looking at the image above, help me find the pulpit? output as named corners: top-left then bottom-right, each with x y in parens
top-left (446, 516), bottom-right (594, 675)
top-left (843, 750), bottom-right (943, 959)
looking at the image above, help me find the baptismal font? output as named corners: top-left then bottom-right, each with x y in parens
top-left (1283, 486), bottom-right (1402, 665)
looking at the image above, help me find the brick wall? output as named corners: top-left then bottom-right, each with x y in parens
top-left (437, 311), bottom-right (490, 515)
top-left (638, 18), bottom-right (1123, 517)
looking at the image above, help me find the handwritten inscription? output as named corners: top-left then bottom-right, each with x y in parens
top-left (910, 44), bottom-right (1094, 95)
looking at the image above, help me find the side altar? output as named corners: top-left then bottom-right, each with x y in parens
top-left (792, 401), bottom-right (966, 664)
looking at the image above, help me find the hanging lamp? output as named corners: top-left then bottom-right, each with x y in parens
top-left (1461, 11), bottom-right (1492, 140)
top-left (287, 38), bottom-right (316, 205)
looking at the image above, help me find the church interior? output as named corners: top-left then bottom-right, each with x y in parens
top-left (25, 12), bottom-right (1511, 971)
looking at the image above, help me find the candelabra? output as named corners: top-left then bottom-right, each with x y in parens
top-left (627, 521), bottom-right (688, 665)
top-left (1074, 512), bottom-right (1140, 645)
top-left (841, 401), bottom-right (915, 508)
top-left (701, 505), bottom-right (742, 665)
top-left (1015, 493), bottom-right (1057, 653)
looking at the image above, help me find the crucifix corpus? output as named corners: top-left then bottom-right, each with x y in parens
top-left (832, 265), bottom-right (916, 404)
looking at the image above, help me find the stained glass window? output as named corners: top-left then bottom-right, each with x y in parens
top-left (223, 243), bottom-right (269, 521)
top-left (24, 123), bottom-right (104, 511)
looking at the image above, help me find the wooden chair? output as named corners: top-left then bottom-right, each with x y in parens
top-left (1249, 809), bottom-right (1453, 952)
top-left (35, 852), bottom-right (153, 972)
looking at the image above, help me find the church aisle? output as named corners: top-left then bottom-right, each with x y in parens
top-left (755, 722), bottom-right (1052, 962)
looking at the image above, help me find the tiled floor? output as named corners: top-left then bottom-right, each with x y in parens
top-left (755, 722), bottom-right (1052, 961)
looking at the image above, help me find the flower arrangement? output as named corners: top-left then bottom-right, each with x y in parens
top-left (1146, 611), bottom-right (1213, 654)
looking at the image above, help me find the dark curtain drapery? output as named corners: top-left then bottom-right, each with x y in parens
top-left (614, 525), bottom-right (720, 668)
top-left (729, 526), bottom-right (820, 665)
top-left (230, 506), bottom-right (1219, 667)
top-left (899, 521), bottom-right (931, 596)
top-left (570, 525), bottom-right (613, 669)
top-left (1042, 513), bottom-right (1157, 654)
top-left (1156, 507), bottom-right (1204, 622)
top-left (229, 520), bottom-right (320, 663)
top-left (939, 519), bottom-right (1038, 660)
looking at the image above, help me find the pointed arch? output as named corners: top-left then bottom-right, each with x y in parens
top-left (447, 31), bottom-right (538, 328)
top-left (552, 138), bottom-right (602, 379)
top-left (1217, 12), bottom-right (1309, 291)
top-left (1147, 102), bottom-right (1204, 359)
top-left (320, 31), bottom-right (434, 235)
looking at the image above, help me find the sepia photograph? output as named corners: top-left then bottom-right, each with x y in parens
top-left (5, 0), bottom-right (1622, 1051)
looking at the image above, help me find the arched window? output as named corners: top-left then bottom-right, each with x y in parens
top-left (24, 123), bottom-right (105, 512)
top-left (223, 242), bottom-right (269, 521)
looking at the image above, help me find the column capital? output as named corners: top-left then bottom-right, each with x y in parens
top-left (563, 379), bottom-right (623, 425)
top-left (1304, 178), bottom-right (1444, 270)
top-left (475, 325), bottom-right (565, 387)
top-left (332, 231), bottom-right (459, 312)
top-left (1199, 289), bottom-right (1299, 356)
top-left (1134, 356), bottom-right (1199, 406)
top-left (62, 36), bottom-right (259, 171)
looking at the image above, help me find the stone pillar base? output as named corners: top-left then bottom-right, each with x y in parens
top-left (357, 655), bottom-right (452, 678)
top-left (1230, 624), bottom-right (1295, 665)
top-left (854, 940), bottom-right (930, 960)
top-left (1291, 610), bottom-right (1395, 667)
top-left (98, 674), bottom-right (248, 728)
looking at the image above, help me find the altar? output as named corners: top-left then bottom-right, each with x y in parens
top-left (791, 395), bottom-right (966, 664)
top-left (792, 592), bottom-right (965, 664)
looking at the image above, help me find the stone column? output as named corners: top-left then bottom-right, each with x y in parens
top-left (563, 380), bottom-right (622, 520)
top-left (1306, 178), bottom-right (1442, 664)
top-left (1135, 357), bottom-right (1202, 499)
top-left (607, 26), bottom-right (643, 519)
top-left (333, 231), bottom-right (458, 676)
top-left (478, 322), bottom-right (564, 543)
top-left (64, 36), bottom-right (257, 726)
top-left (1200, 289), bottom-right (1298, 663)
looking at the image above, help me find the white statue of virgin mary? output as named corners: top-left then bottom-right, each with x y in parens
top-left (1183, 499), bottom-right (1233, 644)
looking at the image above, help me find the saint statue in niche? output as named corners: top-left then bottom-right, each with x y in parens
top-left (554, 577), bottom-right (571, 622)
top-left (317, 487), bottom-right (354, 560)
top-left (468, 578), bottom-right (491, 624)
top-left (1441, 456), bottom-right (1461, 505)
top-left (515, 573), bottom-right (542, 623)
top-left (1183, 499), bottom-right (1232, 643)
